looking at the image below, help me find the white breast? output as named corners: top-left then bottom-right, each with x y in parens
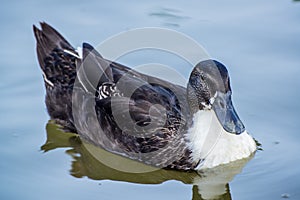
top-left (186, 110), bottom-right (256, 170)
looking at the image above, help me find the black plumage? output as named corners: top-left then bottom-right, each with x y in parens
top-left (33, 22), bottom-right (198, 170)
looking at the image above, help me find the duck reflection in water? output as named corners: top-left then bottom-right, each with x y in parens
top-left (42, 122), bottom-right (254, 200)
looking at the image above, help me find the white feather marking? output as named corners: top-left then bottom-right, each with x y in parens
top-left (42, 72), bottom-right (54, 87)
top-left (201, 102), bottom-right (212, 110)
top-left (209, 92), bottom-right (218, 105)
top-left (99, 89), bottom-right (108, 99)
top-left (186, 110), bottom-right (256, 170)
top-left (63, 47), bottom-right (82, 59)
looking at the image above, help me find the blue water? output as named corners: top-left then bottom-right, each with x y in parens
top-left (1, 0), bottom-right (300, 199)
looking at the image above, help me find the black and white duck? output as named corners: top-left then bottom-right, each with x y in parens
top-left (33, 22), bottom-right (256, 171)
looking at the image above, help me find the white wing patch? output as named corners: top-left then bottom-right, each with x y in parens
top-left (97, 82), bottom-right (123, 100)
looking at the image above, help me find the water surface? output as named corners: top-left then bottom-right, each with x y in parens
top-left (1, 0), bottom-right (300, 199)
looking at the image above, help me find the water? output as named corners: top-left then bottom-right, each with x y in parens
top-left (1, 0), bottom-right (300, 199)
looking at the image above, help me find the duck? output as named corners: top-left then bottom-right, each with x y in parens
top-left (33, 22), bottom-right (256, 171)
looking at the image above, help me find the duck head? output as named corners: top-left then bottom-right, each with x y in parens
top-left (187, 60), bottom-right (245, 135)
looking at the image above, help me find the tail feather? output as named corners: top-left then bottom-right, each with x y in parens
top-left (33, 22), bottom-right (78, 89)
top-left (33, 22), bottom-right (80, 129)
top-left (33, 22), bottom-right (76, 70)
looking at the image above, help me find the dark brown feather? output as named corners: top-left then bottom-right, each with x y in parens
top-left (33, 22), bottom-right (198, 170)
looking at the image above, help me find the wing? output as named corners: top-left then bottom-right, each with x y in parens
top-left (74, 44), bottom-right (195, 169)
top-left (33, 22), bottom-right (196, 169)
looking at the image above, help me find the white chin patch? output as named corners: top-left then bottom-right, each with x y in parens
top-left (186, 110), bottom-right (256, 170)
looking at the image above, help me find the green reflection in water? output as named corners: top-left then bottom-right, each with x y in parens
top-left (42, 121), bottom-right (254, 200)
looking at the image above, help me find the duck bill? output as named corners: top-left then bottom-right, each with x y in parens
top-left (212, 92), bottom-right (245, 135)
